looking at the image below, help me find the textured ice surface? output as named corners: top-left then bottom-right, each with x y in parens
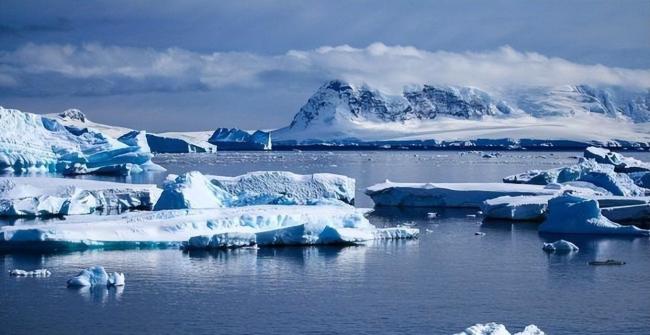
top-left (154, 171), bottom-right (355, 210)
top-left (481, 195), bottom-right (551, 221)
top-left (455, 323), bottom-right (545, 335)
top-left (542, 239), bottom-right (579, 253)
top-left (539, 194), bottom-right (650, 236)
top-left (365, 181), bottom-right (557, 208)
top-left (0, 107), bottom-right (164, 175)
top-left (0, 177), bottom-right (161, 217)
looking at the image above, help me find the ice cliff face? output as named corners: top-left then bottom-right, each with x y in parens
top-left (0, 106), bottom-right (164, 174)
top-left (286, 80), bottom-right (650, 130)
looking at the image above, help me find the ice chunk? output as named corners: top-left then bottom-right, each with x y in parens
top-left (455, 323), bottom-right (545, 335)
top-left (211, 170), bottom-right (356, 206)
top-left (542, 239), bottom-right (579, 253)
top-left (9, 269), bottom-right (51, 277)
top-left (365, 181), bottom-right (556, 208)
top-left (146, 132), bottom-right (217, 153)
top-left (208, 128), bottom-right (272, 150)
top-left (153, 171), bottom-right (235, 210)
top-left (107, 272), bottom-right (125, 286)
top-left (504, 159), bottom-right (645, 196)
top-left (0, 107), bottom-right (164, 175)
top-left (374, 227), bottom-right (420, 239)
top-left (601, 203), bottom-right (650, 223)
top-left (0, 177), bottom-right (161, 217)
top-left (481, 195), bottom-right (551, 221)
top-left (183, 232), bottom-right (256, 250)
top-left (67, 266), bottom-right (109, 287)
top-left (0, 205), bottom-right (372, 251)
top-left (538, 194), bottom-right (650, 236)
top-left (584, 146), bottom-right (650, 172)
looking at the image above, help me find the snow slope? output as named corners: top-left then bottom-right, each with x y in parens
top-left (273, 80), bottom-right (650, 148)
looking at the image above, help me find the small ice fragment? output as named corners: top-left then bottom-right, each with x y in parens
top-left (542, 240), bottom-right (579, 253)
top-left (466, 214), bottom-right (477, 218)
top-left (426, 212), bottom-right (438, 219)
top-left (475, 232), bottom-right (486, 236)
top-left (9, 269), bottom-right (51, 277)
top-left (107, 272), bottom-right (125, 286)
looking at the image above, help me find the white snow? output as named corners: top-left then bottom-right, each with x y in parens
top-left (1, 107), bottom-right (164, 175)
top-left (538, 194), bottom-right (650, 236)
top-left (107, 272), bottom-right (125, 286)
top-left (154, 170), bottom-right (356, 210)
top-left (481, 195), bottom-right (552, 221)
top-left (365, 181), bottom-right (558, 208)
top-left (542, 240), bottom-right (579, 253)
top-left (455, 323), bottom-right (545, 335)
top-left (0, 177), bottom-right (161, 217)
top-left (9, 269), bottom-right (51, 277)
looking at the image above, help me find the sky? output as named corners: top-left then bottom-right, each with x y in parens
top-left (1, 0), bottom-right (649, 132)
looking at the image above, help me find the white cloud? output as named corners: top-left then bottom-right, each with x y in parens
top-left (1, 42), bottom-right (648, 96)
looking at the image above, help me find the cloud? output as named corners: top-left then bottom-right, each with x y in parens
top-left (1, 42), bottom-right (648, 97)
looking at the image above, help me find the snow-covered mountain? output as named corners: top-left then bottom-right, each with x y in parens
top-left (273, 80), bottom-right (650, 148)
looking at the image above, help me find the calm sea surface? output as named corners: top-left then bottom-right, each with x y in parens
top-left (1, 151), bottom-right (649, 334)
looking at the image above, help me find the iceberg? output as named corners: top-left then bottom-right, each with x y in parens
top-left (208, 128), bottom-right (272, 150)
top-left (107, 272), bottom-right (125, 286)
top-left (481, 195), bottom-right (551, 221)
top-left (67, 266), bottom-right (109, 287)
top-left (0, 107), bottom-right (164, 175)
top-left (365, 181), bottom-right (557, 208)
top-left (542, 240), bottom-right (579, 253)
top-left (146, 132), bottom-right (217, 153)
top-left (154, 171), bottom-right (355, 210)
top-left (0, 205), bottom-right (375, 251)
top-left (0, 177), bottom-right (161, 217)
top-left (455, 323), bottom-right (545, 335)
top-left (9, 268), bottom-right (51, 277)
top-left (584, 146), bottom-right (650, 172)
top-left (538, 194), bottom-right (650, 236)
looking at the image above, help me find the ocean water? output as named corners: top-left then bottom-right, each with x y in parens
top-left (1, 151), bottom-right (650, 334)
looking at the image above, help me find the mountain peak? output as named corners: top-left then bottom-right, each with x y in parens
top-left (58, 109), bottom-right (87, 123)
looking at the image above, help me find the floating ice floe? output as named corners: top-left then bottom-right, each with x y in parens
top-left (0, 205), bottom-right (391, 251)
top-left (542, 240), bottom-right (579, 253)
top-left (584, 146), bottom-right (650, 173)
top-left (9, 268), bottom-right (51, 277)
top-left (455, 322), bottom-right (545, 335)
top-left (538, 194), bottom-right (650, 236)
top-left (365, 181), bottom-right (558, 208)
top-left (0, 177), bottom-right (161, 217)
top-left (0, 107), bottom-right (164, 175)
top-left (154, 170), bottom-right (355, 210)
top-left (67, 266), bottom-right (124, 287)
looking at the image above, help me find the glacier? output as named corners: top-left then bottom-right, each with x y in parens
top-left (208, 128), bottom-right (272, 150)
top-left (0, 107), bottom-right (164, 175)
top-left (0, 177), bottom-right (161, 217)
top-left (154, 170), bottom-right (355, 210)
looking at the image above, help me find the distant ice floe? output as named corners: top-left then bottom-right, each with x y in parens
top-left (455, 322), bottom-right (545, 335)
top-left (0, 107), bottom-right (164, 175)
top-left (542, 240), bottom-right (579, 253)
top-left (154, 170), bottom-right (355, 210)
top-left (0, 177), bottom-right (161, 217)
top-left (9, 268), bottom-right (51, 277)
top-left (67, 266), bottom-right (125, 287)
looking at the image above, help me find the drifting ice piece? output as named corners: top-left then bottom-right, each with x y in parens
top-left (67, 266), bottom-right (109, 287)
top-left (154, 171), bottom-right (356, 210)
top-left (107, 272), bottom-right (125, 286)
top-left (9, 269), bottom-right (51, 277)
top-left (365, 181), bottom-right (556, 208)
top-left (0, 177), bottom-right (161, 217)
top-left (212, 171), bottom-right (356, 206)
top-left (542, 240), bottom-right (579, 253)
top-left (481, 195), bottom-right (552, 221)
top-left (455, 323), bottom-right (545, 335)
top-left (208, 128), bottom-right (272, 150)
top-left (584, 146), bottom-right (650, 172)
top-left (0, 205), bottom-right (373, 251)
top-left (0, 107), bottom-right (164, 175)
top-left (538, 194), bottom-right (650, 236)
